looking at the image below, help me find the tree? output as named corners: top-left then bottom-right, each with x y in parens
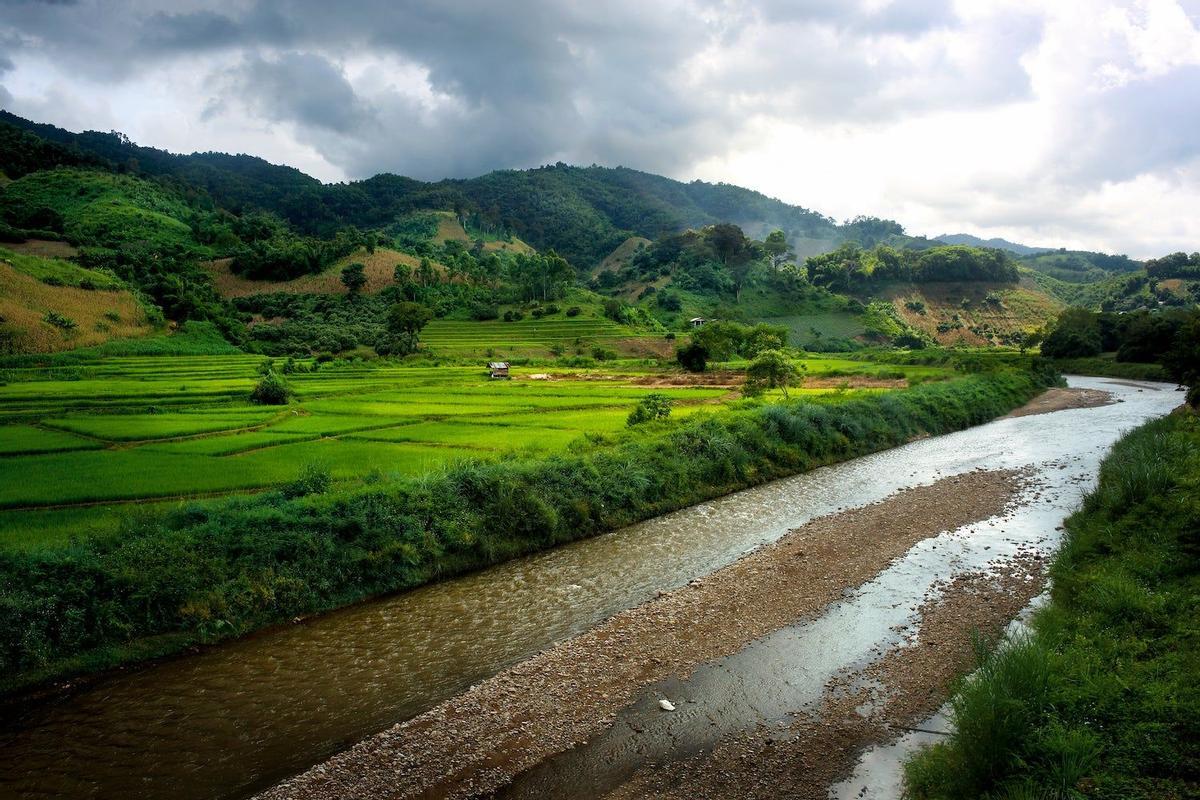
top-left (1017, 330), bottom-right (1043, 355)
top-left (393, 263), bottom-right (412, 285)
top-left (707, 223), bottom-right (754, 301)
top-left (340, 263), bottom-right (367, 296)
top-left (743, 349), bottom-right (803, 398)
top-left (676, 341), bottom-right (709, 373)
top-left (763, 230), bottom-right (791, 270)
top-left (417, 258), bottom-right (436, 287)
top-left (387, 301), bottom-right (433, 337)
top-left (627, 393), bottom-right (673, 426)
top-left (250, 370), bottom-right (292, 405)
top-left (1162, 311), bottom-right (1200, 406)
top-left (1041, 308), bottom-right (1102, 358)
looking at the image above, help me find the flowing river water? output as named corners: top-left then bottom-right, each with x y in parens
top-left (0, 377), bottom-right (1181, 800)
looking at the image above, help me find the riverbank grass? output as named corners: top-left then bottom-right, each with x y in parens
top-left (904, 411), bottom-right (1200, 799)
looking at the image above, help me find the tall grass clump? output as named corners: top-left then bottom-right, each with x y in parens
top-left (906, 412), bottom-right (1200, 800)
top-left (0, 368), bottom-right (1054, 694)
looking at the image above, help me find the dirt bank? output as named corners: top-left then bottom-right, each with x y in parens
top-left (606, 553), bottom-right (1048, 799)
top-left (1003, 386), bottom-right (1114, 418)
top-left (259, 469), bottom-right (1028, 800)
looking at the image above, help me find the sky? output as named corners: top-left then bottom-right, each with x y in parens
top-left (1, 0), bottom-right (1198, 258)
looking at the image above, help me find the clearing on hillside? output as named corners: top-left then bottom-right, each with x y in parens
top-left (596, 236), bottom-right (653, 275)
top-left (204, 248), bottom-right (448, 298)
top-left (432, 211), bottom-right (535, 254)
top-left (885, 279), bottom-right (1063, 346)
top-left (0, 263), bottom-right (154, 353)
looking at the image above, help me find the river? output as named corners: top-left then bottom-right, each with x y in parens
top-left (0, 376), bottom-right (1180, 800)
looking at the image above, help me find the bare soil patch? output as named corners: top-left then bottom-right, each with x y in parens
top-left (258, 468), bottom-right (1027, 800)
top-left (1003, 387), bottom-right (1114, 418)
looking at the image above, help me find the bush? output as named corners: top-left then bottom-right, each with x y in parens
top-left (591, 345), bottom-right (617, 361)
top-left (565, 306), bottom-right (582, 317)
top-left (250, 370), bottom-right (292, 405)
top-left (627, 393), bottom-right (673, 426)
top-left (676, 341), bottom-right (709, 372)
top-left (42, 311), bottom-right (77, 331)
top-left (282, 463), bottom-right (332, 498)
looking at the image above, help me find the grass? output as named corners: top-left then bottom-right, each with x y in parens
top-left (905, 412), bottom-right (1200, 800)
top-left (0, 365), bottom-right (1053, 693)
top-left (0, 357), bottom-right (741, 521)
top-left (0, 244), bottom-right (122, 289)
top-left (0, 263), bottom-right (154, 353)
top-left (204, 247), bottom-right (445, 298)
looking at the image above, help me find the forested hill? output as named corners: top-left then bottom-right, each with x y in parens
top-left (0, 111), bottom-right (851, 267)
top-left (936, 233), bottom-right (1052, 256)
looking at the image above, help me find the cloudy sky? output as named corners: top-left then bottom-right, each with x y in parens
top-left (1, 0), bottom-right (1198, 257)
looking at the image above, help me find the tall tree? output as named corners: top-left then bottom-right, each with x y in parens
top-left (763, 230), bottom-right (791, 270)
top-left (340, 263), bottom-right (367, 296)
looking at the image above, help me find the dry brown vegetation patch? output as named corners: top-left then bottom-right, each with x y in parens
top-left (204, 248), bottom-right (447, 298)
top-left (4, 239), bottom-right (79, 259)
top-left (0, 263), bottom-right (152, 352)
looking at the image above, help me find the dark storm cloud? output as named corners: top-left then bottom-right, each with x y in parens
top-left (0, 0), bottom-right (981, 179)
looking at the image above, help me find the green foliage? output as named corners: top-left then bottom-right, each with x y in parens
top-left (282, 463), bottom-right (332, 499)
top-left (340, 262), bottom-right (367, 295)
top-left (806, 243), bottom-right (1019, 292)
top-left (743, 349), bottom-right (804, 397)
top-left (906, 413), bottom-right (1200, 800)
top-left (626, 393), bottom-right (673, 426)
top-left (691, 320), bottom-right (790, 361)
top-left (42, 311), bottom-right (76, 331)
top-left (676, 341), bottom-right (709, 372)
top-left (0, 245), bottom-right (122, 289)
top-left (1040, 307), bottom-right (1102, 358)
top-left (250, 370), bottom-right (292, 405)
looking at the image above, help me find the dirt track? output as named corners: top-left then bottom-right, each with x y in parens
top-left (258, 468), bottom-right (1029, 800)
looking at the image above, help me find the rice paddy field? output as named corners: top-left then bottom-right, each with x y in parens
top-left (0, 352), bottom-right (950, 551)
top-left (421, 316), bottom-right (650, 356)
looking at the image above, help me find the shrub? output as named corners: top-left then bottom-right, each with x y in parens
top-left (565, 306), bottom-right (582, 317)
top-left (43, 311), bottom-right (77, 331)
top-left (627, 393), bottom-right (673, 426)
top-left (677, 341), bottom-right (708, 372)
top-left (250, 370), bottom-right (292, 405)
top-left (591, 345), bottom-right (617, 361)
top-left (282, 463), bottom-right (332, 498)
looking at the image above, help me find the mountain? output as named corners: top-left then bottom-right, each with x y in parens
top-left (935, 233), bottom-right (1053, 256)
top-left (0, 111), bottom-right (846, 268)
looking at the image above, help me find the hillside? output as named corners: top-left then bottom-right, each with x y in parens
top-left (0, 112), bottom-right (848, 267)
top-left (0, 245), bottom-right (156, 353)
top-left (936, 233), bottom-right (1052, 256)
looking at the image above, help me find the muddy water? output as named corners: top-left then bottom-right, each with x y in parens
top-left (0, 378), bottom-right (1179, 800)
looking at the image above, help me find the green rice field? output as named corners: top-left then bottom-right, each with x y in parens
top-left (0, 353), bottom-right (948, 550)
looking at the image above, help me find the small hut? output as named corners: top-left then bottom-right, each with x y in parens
top-left (689, 317), bottom-right (707, 328)
top-left (488, 361), bottom-right (510, 379)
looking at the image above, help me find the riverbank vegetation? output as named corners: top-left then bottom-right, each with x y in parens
top-left (0, 362), bottom-right (1055, 694)
top-left (904, 411), bottom-right (1200, 799)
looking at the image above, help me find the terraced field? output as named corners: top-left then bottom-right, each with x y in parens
top-left (0, 355), bottom-right (733, 546)
top-left (0, 351), bottom-right (947, 551)
top-left (422, 316), bottom-right (656, 356)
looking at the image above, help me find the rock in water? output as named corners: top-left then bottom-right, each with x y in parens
top-left (659, 699), bottom-right (676, 712)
